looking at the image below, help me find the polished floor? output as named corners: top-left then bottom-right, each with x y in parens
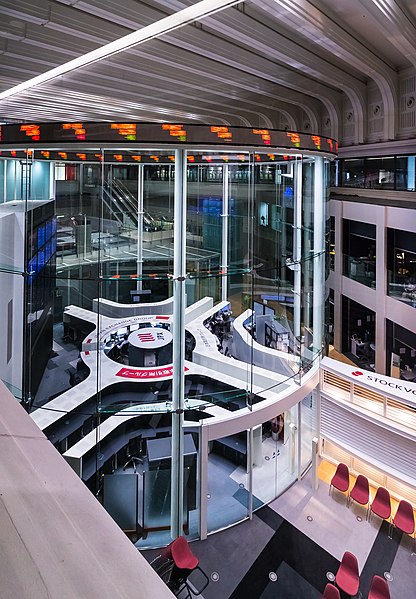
top-left (142, 471), bottom-right (416, 599)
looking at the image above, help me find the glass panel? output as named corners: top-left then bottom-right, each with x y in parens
top-left (301, 392), bottom-right (318, 473)
top-left (207, 432), bottom-right (249, 533)
top-left (342, 219), bottom-right (376, 288)
top-left (0, 138), bottom-right (331, 548)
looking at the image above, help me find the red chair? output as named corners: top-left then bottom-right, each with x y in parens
top-left (152, 536), bottom-right (209, 597)
top-left (368, 487), bottom-right (391, 523)
top-left (322, 582), bottom-right (340, 599)
top-left (368, 575), bottom-right (390, 599)
top-left (348, 474), bottom-right (369, 509)
top-left (329, 463), bottom-right (350, 500)
top-left (335, 551), bottom-right (360, 597)
top-left (390, 499), bottom-right (415, 550)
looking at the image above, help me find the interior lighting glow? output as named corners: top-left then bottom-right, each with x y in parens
top-left (0, 0), bottom-right (244, 102)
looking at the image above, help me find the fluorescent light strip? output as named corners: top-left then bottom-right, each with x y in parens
top-left (0, 0), bottom-right (244, 102)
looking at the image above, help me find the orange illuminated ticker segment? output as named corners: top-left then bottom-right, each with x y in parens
top-left (211, 126), bottom-right (232, 141)
top-left (24, 149), bottom-right (33, 157)
top-left (131, 155), bottom-right (141, 162)
top-left (168, 155), bottom-right (175, 161)
top-left (95, 153), bottom-right (103, 161)
top-left (111, 123), bottom-right (137, 141)
top-left (76, 153), bottom-right (86, 161)
top-left (41, 151), bottom-right (50, 159)
top-left (237, 154), bottom-right (246, 161)
top-left (20, 124), bottom-right (40, 141)
top-left (113, 155), bottom-right (123, 162)
top-left (11, 151), bottom-right (17, 157)
top-left (62, 123), bottom-right (85, 140)
top-left (162, 124), bottom-right (186, 141)
top-left (267, 154), bottom-right (275, 161)
top-left (253, 129), bottom-right (271, 145)
top-left (58, 152), bottom-right (68, 160)
top-left (287, 133), bottom-right (300, 148)
top-left (150, 155), bottom-right (159, 162)
top-left (187, 155), bottom-right (195, 162)
top-left (312, 135), bottom-right (321, 150)
top-left (254, 154), bottom-right (261, 162)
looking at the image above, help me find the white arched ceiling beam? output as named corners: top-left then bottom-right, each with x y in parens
top-left (0, 13), bottom-right (314, 131)
top-left (259, 0), bottom-right (398, 141)
top-left (0, 0), bottom-right (248, 101)
top-left (358, 0), bottom-right (416, 69)
top-left (49, 0), bottom-right (330, 133)
top-left (0, 43), bottom-right (302, 128)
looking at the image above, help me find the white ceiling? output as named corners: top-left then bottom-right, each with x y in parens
top-left (0, 0), bottom-right (415, 145)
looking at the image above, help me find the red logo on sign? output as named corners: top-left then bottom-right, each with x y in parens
top-left (138, 333), bottom-right (155, 342)
top-left (351, 371), bottom-right (363, 377)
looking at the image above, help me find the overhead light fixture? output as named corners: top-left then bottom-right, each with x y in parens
top-left (0, 0), bottom-right (244, 102)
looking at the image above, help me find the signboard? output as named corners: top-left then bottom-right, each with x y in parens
top-left (321, 357), bottom-right (416, 404)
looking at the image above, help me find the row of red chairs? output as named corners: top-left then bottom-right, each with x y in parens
top-left (323, 554), bottom-right (390, 598)
top-left (330, 462), bottom-right (416, 550)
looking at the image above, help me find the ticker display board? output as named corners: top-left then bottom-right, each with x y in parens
top-left (0, 122), bottom-right (338, 155)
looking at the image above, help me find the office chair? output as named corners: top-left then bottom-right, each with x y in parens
top-left (151, 536), bottom-right (209, 598)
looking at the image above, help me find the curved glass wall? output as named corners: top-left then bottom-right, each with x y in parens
top-left (0, 124), bottom-right (334, 547)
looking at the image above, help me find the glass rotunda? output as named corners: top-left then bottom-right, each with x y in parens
top-left (0, 122), bottom-right (336, 546)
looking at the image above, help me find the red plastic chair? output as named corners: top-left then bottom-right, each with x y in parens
top-left (322, 582), bottom-right (340, 599)
top-left (348, 474), bottom-right (369, 509)
top-left (368, 487), bottom-right (391, 523)
top-left (335, 551), bottom-right (360, 597)
top-left (368, 575), bottom-right (390, 599)
top-left (390, 500), bottom-right (415, 550)
top-left (329, 463), bottom-right (350, 501)
top-left (153, 536), bottom-right (209, 597)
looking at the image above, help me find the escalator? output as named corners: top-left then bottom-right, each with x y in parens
top-left (102, 178), bottom-right (160, 232)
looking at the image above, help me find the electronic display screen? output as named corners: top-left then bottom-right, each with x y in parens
top-left (45, 220), bottom-right (52, 241)
top-left (0, 123), bottom-right (338, 155)
top-left (37, 248), bottom-right (45, 270)
top-left (38, 225), bottom-right (45, 249)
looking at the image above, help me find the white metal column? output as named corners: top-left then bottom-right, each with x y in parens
top-left (313, 157), bottom-right (325, 353)
top-left (136, 164), bottom-right (144, 291)
top-left (170, 149), bottom-right (187, 538)
top-left (221, 164), bottom-right (229, 301)
top-left (293, 159), bottom-right (303, 344)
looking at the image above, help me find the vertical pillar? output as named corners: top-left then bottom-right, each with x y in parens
top-left (136, 164), bottom-right (144, 291)
top-left (313, 156), bottom-right (325, 353)
top-left (171, 149), bottom-right (187, 539)
top-left (293, 159), bottom-right (302, 345)
top-left (221, 164), bottom-right (229, 301)
top-left (375, 205), bottom-right (387, 374)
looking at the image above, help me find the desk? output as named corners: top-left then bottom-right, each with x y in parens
top-left (147, 434), bottom-right (196, 463)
